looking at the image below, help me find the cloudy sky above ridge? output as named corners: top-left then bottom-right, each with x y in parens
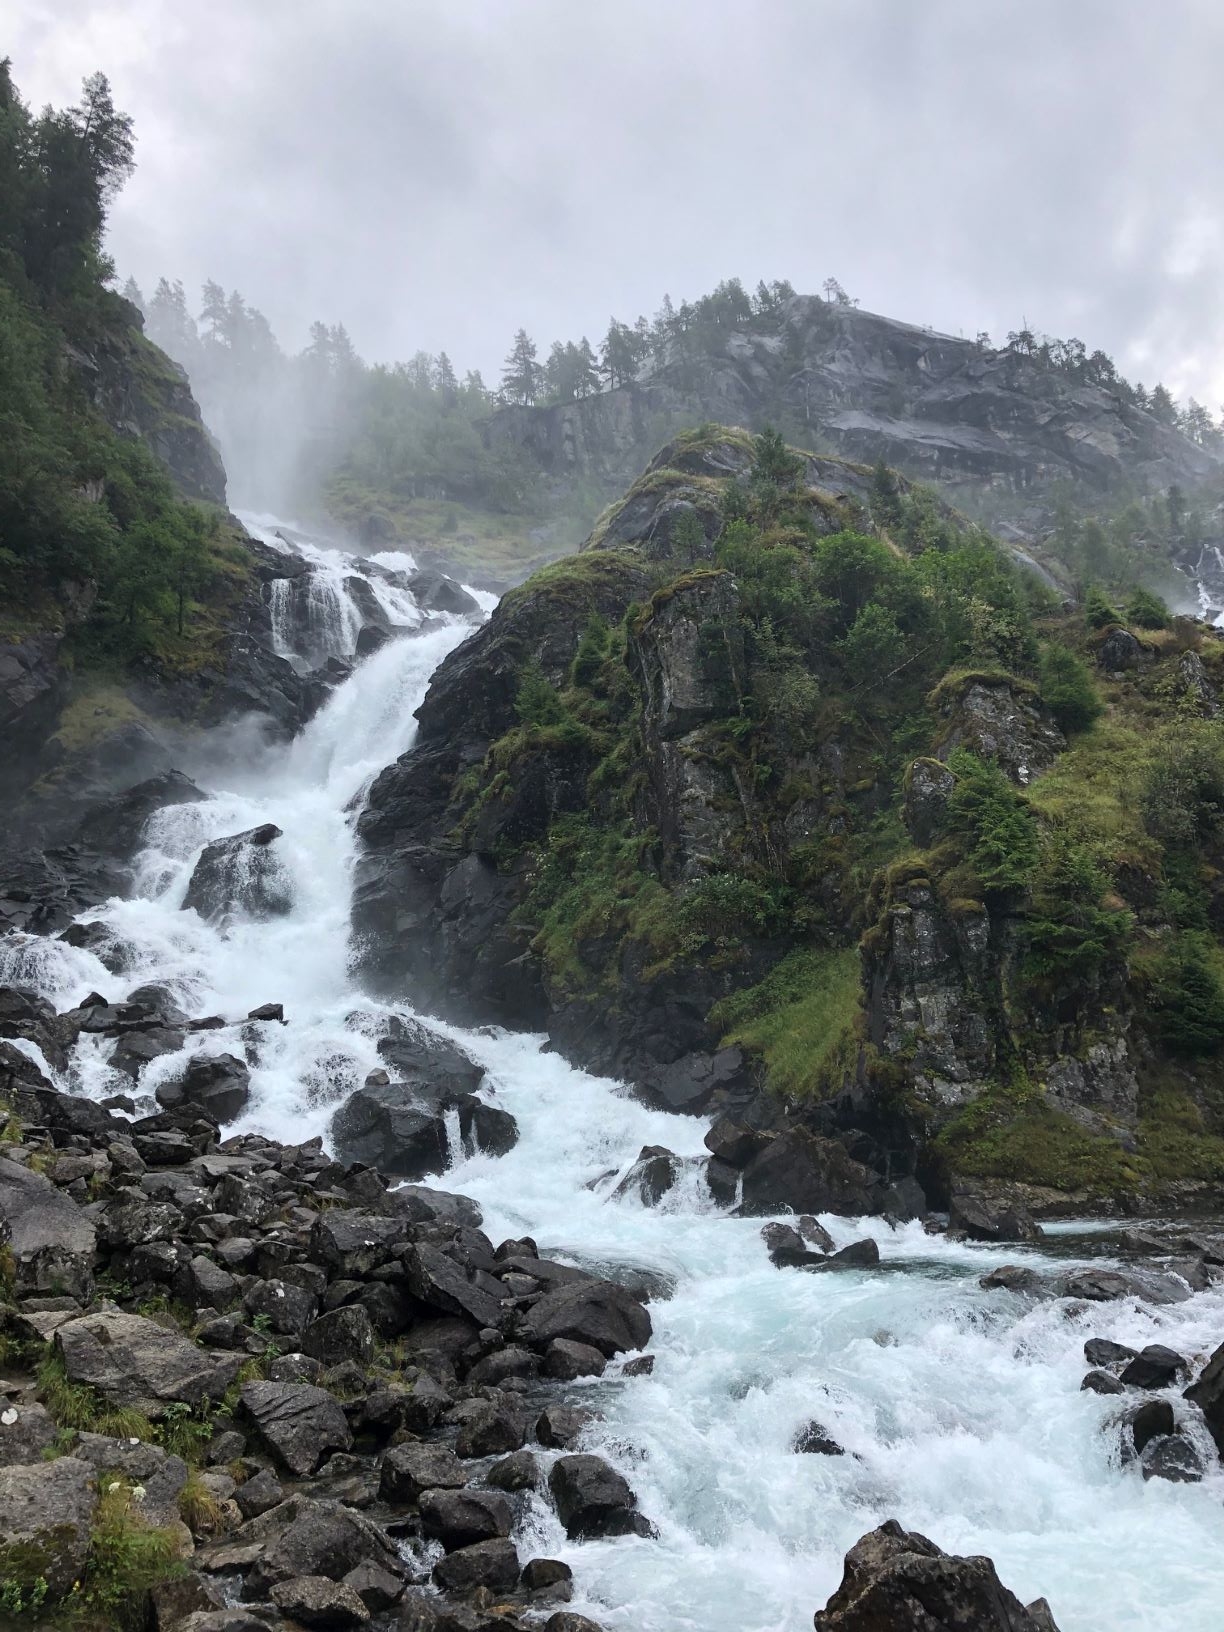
top-left (10, 0), bottom-right (1224, 404)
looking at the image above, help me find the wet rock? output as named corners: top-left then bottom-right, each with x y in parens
top-left (487, 1450), bottom-right (540, 1492)
top-left (0, 1154), bottom-right (96, 1302)
top-left (270, 1576), bottom-right (370, 1628)
top-left (183, 823), bottom-right (291, 923)
top-left (1084, 1338), bottom-right (1137, 1367)
top-left (813, 1518), bottom-right (1059, 1631)
top-left (536, 1404), bottom-right (595, 1449)
top-left (761, 1222), bottom-right (827, 1268)
top-left (704, 1156), bottom-right (740, 1206)
top-left (249, 1498), bottom-right (403, 1591)
top-left (342, 1561), bottom-right (405, 1613)
top-left (1059, 1269), bottom-right (1184, 1304)
top-left (432, 1538), bottom-right (521, 1593)
top-left (522, 1557), bottom-right (574, 1595)
top-left (466, 1345), bottom-right (538, 1386)
top-left (55, 1310), bottom-right (242, 1415)
top-left (380, 1442), bottom-right (467, 1504)
top-left (239, 1381), bottom-right (353, 1476)
top-left (1183, 1340), bottom-right (1224, 1456)
top-left (109, 1026), bottom-right (186, 1078)
top-left (234, 1466), bottom-right (283, 1520)
top-left (418, 1487), bottom-right (513, 1550)
top-left (621, 1354), bottom-right (655, 1377)
top-left (157, 1054), bottom-right (251, 1123)
top-left (330, 1084), bottom-right (450, 1180)
top-left (247, 1002), bottom-right (284, 1023)
top-left (519, 1277), bottom-right (651, 1358)
top-left (548, 1454), bottom-right (653, 1540)
top-left (949, 1185), bottom-right (1042, 1243)
top-left (1128, 1399), bottom-right (1174, 1456)
top-left (704, 1114), bottom-right (772, 1169)
top-left (1141, 1435), bottom-right (1204, 1483)
top-left (805, 1238), bottom-right (880, 1271)
top-left (0, 1456), bottom-right (96, 1600)
top-left (739, 1129), bottom-right (883, 1217)
top-left (1119, 1344), bottom-right (1186, 1389)
top-left (1081, 1370), bottom-right (1125, 1396)
top-left (612, 1145), bottom-right (681, 1206)
top-left (793, 1421), bottom-right (845, 1455)
top-left (544, 1338), bottom-right (607, 1380)
top-left (980, 1266), bottom-right (1044, 1294)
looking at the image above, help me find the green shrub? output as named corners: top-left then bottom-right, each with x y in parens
top-left (945, 749), bottom-right (1040, 892)
top-left (710, 947), bottom-right (862, 1098)
top-left (1126, 586), bottom-right (1171, 629)
top-left (514, 662), bottom-right (567, 727)
top-left (1084, 585), bottom-right (1121, 628)
top-left (570, 612), bottom-right (610, 690)
top-left (81, 1479), bottom-right (183, 1628)
top-left (1150, 933), bottom-right (1224, 1056)
top-left (1039, 643), bottom-right (1102, 733)
top-left (1024, 837), bottom-right (1130, 984)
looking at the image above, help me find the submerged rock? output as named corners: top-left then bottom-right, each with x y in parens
top-left (183, 823), bottom-right (291, 924)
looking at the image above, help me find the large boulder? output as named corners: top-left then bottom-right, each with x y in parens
top-left (548, 1454), bottom-right (653, 1540)
top-left (0, 1156), bottom-right (97, 1302)
top-left (55, 1312), bottom-right (244, 1416)
top-left (612, 1145), bottom-right (681, 1206)
top-left (0, 1457), bottom-right (96, 1600)
top-left (949, 1184), bottom-right (1042, 1244)
top-left (738, 1129), bottom-right (883, 1217)
top-left (157, 1054), bottom-right (251, 1123)
top-left (182, 824), bottom-right (291, 923)
top-left (239, 1381), bottom-right (353, 1476)
top-left (418, 1489), bottom-right (513, 1551)
top-left (1184, 1340), bottom-right (1224, 1457)
top-left (814, 1520), bottom-right (1060, 1631)
top-left (518, 1277), bottom-right (652, 1358)
top-left (270, 1577), bottom-right (370, 1629)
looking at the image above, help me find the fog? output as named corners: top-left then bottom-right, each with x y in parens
top-left (11, 0), bottom-right (1224, 410)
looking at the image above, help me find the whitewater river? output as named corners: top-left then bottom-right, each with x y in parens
top-left (5, 523), bottom-right (1224, 1632)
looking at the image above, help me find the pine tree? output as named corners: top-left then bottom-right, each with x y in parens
top-left (121, 275), bottom-right (144, 311)
top-left (199, 280), bottom-right (229, 346)
top-left (501, 328), bottom-right (540, 405)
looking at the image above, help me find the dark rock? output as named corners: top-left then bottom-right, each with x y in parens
top-left (1129, 1399), bottom-right (1174, 1455)
top-left (1184, 1340), bottom-right (1224, 1456)
top-left (705, 1156), bottom-right (740, 1206)
top-left (380, 1443), bottom-right (467, 1504)
top-left (0, 1401), bottom-right (56, 1466)
top-left (805, 1238), bottom-right (880, 1271)
top-left (1084, 1338), bottom-right (1137, 1368)
top-left (518, 1277), bottom-right (651, 1358)
top-left (453, 1400), bottom-right (527, 1459)
top-left (432, 1538), bottom-right (520, 1594)
top-left (302, 1306), bottom-right (376, 1369)
top-left (543, 1338), bottom-right (607, 1380)
top-left (244, 1277), bottom-right (318, 1335)
top-left (1119, 1344), bottom-right (1186, 1390)
top-left (793, 1421), bottom-right (845, 1455)
top-left (949, 1185), bottom-right (1042, 1243)
top-left (903, 757), bottom-right (956, 848)
top-left (0, 1155), bottom-right (96, 1301)
top-left (486, 1450), bottom-right (540, 1491)
top-left (1141, 1435), bottom-right (1204, 1483)
top-left (418, 1487), bottom-right (513, 1550)
top-left (466, 1345), bottom-right (539, 1386)
top-left (109, 1026), bottom-right (186, 1078)
top-left (612, 1145), bottom-right (681, 1206)
top-left (980, 1266), bottom-right (1044, 1294)
top-left (249, 1498), bottom-right (403, 1591)
top-left (703, 1114), bottom-right (772, 1169)
top-left (239, 1381), bottom-right (353, 1476)
top-left (235, 1466), bottom-right (283, 1519)
top-left (403, 1243), bottom-right (504, 1329)
top-left (621, 1354), bottom-right (655, 1377)
top-left (813, 1518), bottom-right (1059, 1631)
top-left (1096, 627), bottom-right (1144, 671)
top-left (1081, 1370), bottom-right (1125, 1396)
top-left (157, 1054), bottom-right (251, 1123)
top-left (739, 1129), bottom-right (883, 1217)
top-left (342, 1561), bottom-right (405, 1613)
top-left (522, 1558), bottom-right (573, 1594)
top-left (536, 1404), bottom-right (595, 1449)
top-left (548, 1454), bottom-right (653, 1541)
top-left (183, 824), bottom-right (291, 923)
top-left (247, 1003), bottom-right (285, 1023)
top-left (270, 1576), bottom-right (370, 1628)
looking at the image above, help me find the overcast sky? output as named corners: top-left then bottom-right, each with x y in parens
top-left (10, 0), bottom-right (1224, 405)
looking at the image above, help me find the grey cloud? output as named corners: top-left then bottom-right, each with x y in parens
top-left (10, 0), bottom-right (1224, 403)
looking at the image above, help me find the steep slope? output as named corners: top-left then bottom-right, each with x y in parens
top-left (355, 424), bottom-right (1224, 1216)
top-left (484, 298), bottom-right (1221, 532)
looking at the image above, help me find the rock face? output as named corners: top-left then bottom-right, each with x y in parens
top-left (814, 1520), bottom-right (1060, 1631)
top-left (55, 1311), bottom-right (245, 1415)
top-left (0, 1456), bottom-right (96, 1600)
top-left (484, 298), bottom-right (1219, 511)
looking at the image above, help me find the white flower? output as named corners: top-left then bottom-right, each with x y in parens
top-left (130, 1485), bottom-right (146, 1502)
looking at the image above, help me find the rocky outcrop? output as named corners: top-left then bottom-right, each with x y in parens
top-left (814, 1520), bottom-right (1060, 1631)
top-left (932, 675), bottom-right (1065, 785)
top-left (183, 824), bottom-right (292, 924)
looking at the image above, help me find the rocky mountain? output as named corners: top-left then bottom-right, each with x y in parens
top-left (484, 298), bottom-right (1222, 533)
top-left (355, 423), bottom-right (1224, 1220)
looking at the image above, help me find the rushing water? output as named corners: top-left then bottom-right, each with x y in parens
top-left (5, 530), bottom-right (1224, 1632)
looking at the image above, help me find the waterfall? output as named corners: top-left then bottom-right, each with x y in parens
top-left (7, 525), bottom-right (1224, 1632)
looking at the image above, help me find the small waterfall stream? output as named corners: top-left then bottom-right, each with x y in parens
top-left (4, 526), bottom-right (1224, 1632)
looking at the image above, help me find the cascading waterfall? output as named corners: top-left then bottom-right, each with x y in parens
top-left (6, 528), bottom-right (1224, 1632)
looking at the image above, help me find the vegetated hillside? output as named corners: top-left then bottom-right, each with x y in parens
top-left (356, 423), bottom-right (1224, 1214)
top-left (0, 62), bottom-right (318, 845)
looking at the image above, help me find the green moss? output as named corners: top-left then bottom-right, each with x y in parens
top-left (710, 947), bottom-right (862, 1099)
top-left (936, 1076), bottom-right (1140, 1194)
top-left (926, 666), bottom-right (1038, 710)
top-left (1137, 1083), bottom-right (1224, 1182)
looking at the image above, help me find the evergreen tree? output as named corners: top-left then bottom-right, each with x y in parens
top-left (199, 281), bottom-right (229, 347)
top-left (501, 328), bottom-right (540, 404)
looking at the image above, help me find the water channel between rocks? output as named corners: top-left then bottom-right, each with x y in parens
top-left (6, 520), bottom-right (1224, 1632)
